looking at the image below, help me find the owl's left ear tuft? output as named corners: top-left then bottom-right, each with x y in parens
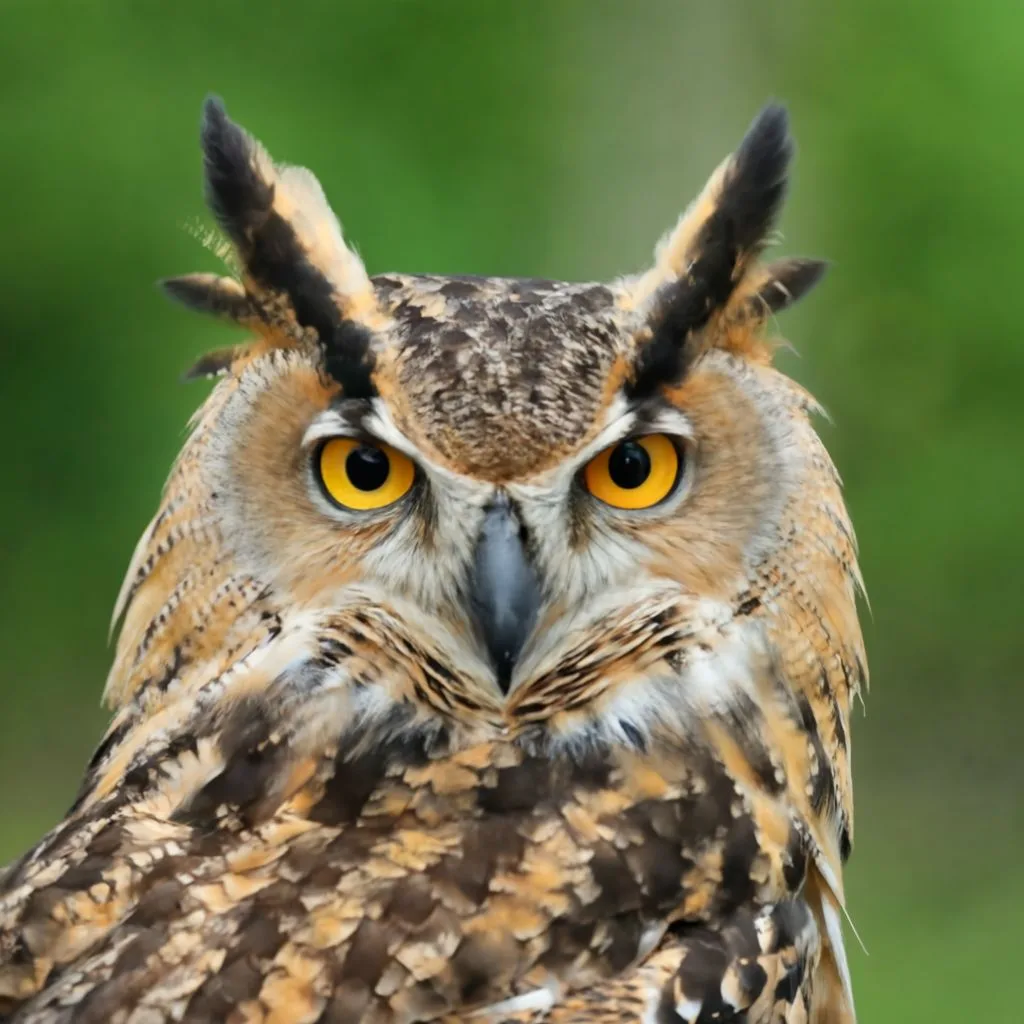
top-left (740, 257), bottom-right (828, 317)
top-left (627, 104), bottom-right (822, 396)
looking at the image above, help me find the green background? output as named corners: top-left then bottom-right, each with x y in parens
top-left (1, 2), bottom-right (1020, 1019)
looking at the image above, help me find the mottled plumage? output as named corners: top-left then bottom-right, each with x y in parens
top-left (0, 98), bottom-right (865, 1023)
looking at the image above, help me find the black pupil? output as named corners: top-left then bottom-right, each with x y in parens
top-left (608, 441), bottom-right (652, 489)
top-left (346, 446), bottom-right (390, 491)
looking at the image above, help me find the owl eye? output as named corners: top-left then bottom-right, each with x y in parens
top-left (316, 438), bottom-right (416, 511)
top-left (583, 433), bottom-right (681, 510)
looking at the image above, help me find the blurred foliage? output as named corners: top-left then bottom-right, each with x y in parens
top-left (1, 1), bottom-right (1021, 1019)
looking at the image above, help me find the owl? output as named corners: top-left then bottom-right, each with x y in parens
top-left (0, 98), bottom-right (865, 1024)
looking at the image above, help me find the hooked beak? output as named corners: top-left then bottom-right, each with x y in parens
top-left (469, 495), bottom-right (541, 693)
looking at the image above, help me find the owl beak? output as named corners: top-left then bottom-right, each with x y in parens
top-left (469, 495), bottom-right (541, 694)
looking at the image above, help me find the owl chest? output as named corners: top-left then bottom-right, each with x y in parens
top-left (280, 730), bottom-right (793, 930)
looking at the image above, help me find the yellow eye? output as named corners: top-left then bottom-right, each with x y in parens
top-left (583, 433), bottom-right (680, 510)
top-left (317, 438), bottom-right (415, 511)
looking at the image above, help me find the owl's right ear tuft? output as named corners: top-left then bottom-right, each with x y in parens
top-left (181, 345), bottom-right (245, 381)
top-left (163, 97), bottom-right (384, 398)
top-left (200, 97), bottom-right (276, 248)
top-left (161, 273), bottom-right (257, 324)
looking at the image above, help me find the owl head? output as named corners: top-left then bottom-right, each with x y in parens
top-left (98, 100), bottom-right (863, 859)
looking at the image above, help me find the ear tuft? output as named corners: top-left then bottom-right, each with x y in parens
top-left (199, 96), bottom-right (275, 248)
top-left (626, 104), bottom-right (820, 396)
top-left (750, 258), bottom-right (828, 315)
top-left (182, 345), bottom-right (244, 381)
top-left (723, 103), bottom-right (792, 263)
top-left (161, 273), bottom-right (257, 324)
top-left (163, 97), bottom-right (382, 396)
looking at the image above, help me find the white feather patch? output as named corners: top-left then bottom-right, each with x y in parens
top-left (820, 887), bottom-right (857, 1021)
top-left (472, 983), bottom-right (558, 1017)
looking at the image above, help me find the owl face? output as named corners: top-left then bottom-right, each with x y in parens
top-left (108, 100), bottom-right (860, 769)
top-left (157, 271), bottom-right (820, 718)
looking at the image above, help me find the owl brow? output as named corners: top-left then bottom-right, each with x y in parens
top-left (303, 399), bottom-right (376, 448)
top-left (625, 400), bottom-right (693, 441)
top-left (627, 104), bottom-right (824, 399)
